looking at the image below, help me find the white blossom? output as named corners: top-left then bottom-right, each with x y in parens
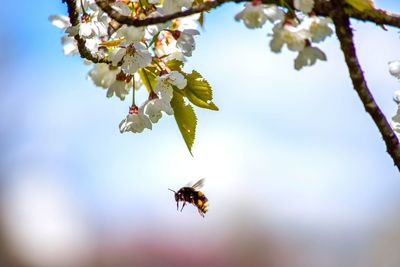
top-left (88, 63), bottom-right (118, 88)
top-left (108, 80), bottom-right (131, 100)
top-left (162, 0), bottom-right (194, 14)
top-left (393, 88), bottom-right (400, 135)
top-left (102, 71), bottom-right (133, 100)
top-left (389, 60), bottom-right (400, 79)
top-left (77, 11), bottom-right (108, 39)
top-left (112, 2), bottom-right (131, 16)
top-left (119, 105), bottom-right (152, 133)
top-left (116, 25), bottom-right (145, 43)
top-left (235, 2), bottom-right (283, 29)
top-left (85, 38), bottom-right (102, 53)
top-left (294, 0), bottom-right (315, 13)
top-left (294, 45), bottom-right (326, 70)
top-left (77, 0), bottom-right (99, 13)
top-left (61, 35), bottom-right (78, 55)
top-left (300, 16), bottom-right (333, 43)
top-left (109, 43), bottom-right (152, 74)
top-left (176, 14), bottom-right (201, 31)
top-left (392, 104), bottom-right (400, 134)
top-left (49, 15), bottom-right (70, 29)
top-left (145, 98), bottom-right (174, 123)
top-left (270, 22), bottom-right (310, 53)
top-left (153, 71), bottom-right (187, 100)
top-left (155, 38), bottom-right (185, 61)
top-left (173, 29), bottom-right (199, 57)
top-left (49, 15), bottom-right (79, 55)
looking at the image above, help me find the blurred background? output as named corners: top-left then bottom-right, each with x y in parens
top-left (0, 1), bottom-right (400, 267)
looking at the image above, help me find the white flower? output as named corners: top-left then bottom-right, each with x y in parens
top-left (300, 16), bottom-right (333, 43)
top-left (270, 22), bottom-right (310, 53)
top-left (235, 2), bottom-right (283, 29)
top-left (88, 63), bottom-right (118, 88)
top-left (116, 25), bottom-right (145, 43)
top-left (153, 71), bottom-right (187, 100)
top-left (85, 38), bottom-right (102, 53)
top-left (145, 98), bottom-right (174, 123)
top-left (294, 45), bottom-right (326, 70)
top-left (77, 0), bottom-right (99, 13)
top-left (162, 0), bottom-right (194, 14)
top-left (392, 104), bottom-right (400, 133)
top-left (176, 14), bottom-right (201, 31)
top-left (264, 5), bottom-right (285, 22)
top-left (109, 43), bottom-right (152, 74)
top-left (119, 105), bottom-right (152, 133)
top-left (107, 71), bottom-right (133, 100)
top-left (145, 11), bottom-right (173, 38)
top-left (79, 15), bottom-right (108, 39)
top-left (112, 2), bottom-right (131, 16)
top-left (173, 29), bottom-right (199, 57)
top-left (389, 60), bottom-right (400, 79)
top-left (61, 35), bottom-right (78, 55)
top-left (294, 0), bottom-right (314, 13)
top-left (155, 38), bottom-right (185, 61)
top-left (79, 21), bottom-right (97, 38)
top-left (49, 15), bottom-right (80, 55)
top-left (49, 15), bottom-right (70, 29)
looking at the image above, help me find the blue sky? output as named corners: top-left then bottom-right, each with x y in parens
top-left (1, 0), bottom-right (400, 265)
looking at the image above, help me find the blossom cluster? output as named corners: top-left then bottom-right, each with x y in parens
top-left (50, 0), bottom-right (336, 152)
top-left (234, 0), bottom-right (333, 70)
top-left (50, 0), bottom-right (202, 135)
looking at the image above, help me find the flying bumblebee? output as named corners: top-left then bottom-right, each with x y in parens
top-left (169, 178), bottom-right (209, 217)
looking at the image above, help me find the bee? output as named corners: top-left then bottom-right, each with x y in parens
top-left (169, 178), bottom-right (209, 217)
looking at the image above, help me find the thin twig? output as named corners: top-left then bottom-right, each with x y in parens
top-left (330, 0), bottom-right (400, 171)
top-left (66, 0), bottom-right (400, 64)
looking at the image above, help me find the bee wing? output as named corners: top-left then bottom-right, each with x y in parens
top-left (191, 178), bottom-right (205, 190)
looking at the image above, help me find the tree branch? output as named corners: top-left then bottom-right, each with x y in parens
top-left (65, 0), bottom-right (400, 64)
top-left (94, 0), bottom-right (400, 29)
top-left (94, 0), bottom-right (227, 27)
top-left (330, 0), bottom-right (400, 171)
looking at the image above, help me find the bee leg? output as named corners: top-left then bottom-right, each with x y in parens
top-left (176, 201), bottom-right (179, 211)
top-left (197, 209), bottom-right (205, 217)
top-left (180, 201), bottom-right (186, 212)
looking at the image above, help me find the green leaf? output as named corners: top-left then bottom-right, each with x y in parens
top-left (165, 59), bottom-right (184, 72)
top-left (198, 12), bottom-right (205, 28)
top-left (344, 0), bottom-right (374, 11)
top-left (138, 68), bottom-right (156, 93)
top-left (148, 31), bottom-right (161, 48)
top-left (171, 91), bottom-right (197, 155)
top-left (139, 0), bottom-right (154, 8)
top-left (183, 70), bottom-right (219, 111)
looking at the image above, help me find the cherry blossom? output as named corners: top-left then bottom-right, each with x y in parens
top-left (235, 1), bottom-right (283, 29)
top-left (294, 45), bottom-right (327, 70)
top-left (173, 29), bottom-right (200, 57)
top-left (109, 44), bottom-right (152, 75)
top-left (294, 0), bottom-right (315, 14)
top-left (270, 22), bottom-right (310, 53)
top-left (153, 71), bottom-right (187, 101)
top-left (145, 98), bottom-right (174, 123)
top-left (389, 60), bottom-right (400, 79)
top-left (119, 105), bottom-right (152, 133)
top-left (300, 16), bottom-right (333, 43)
